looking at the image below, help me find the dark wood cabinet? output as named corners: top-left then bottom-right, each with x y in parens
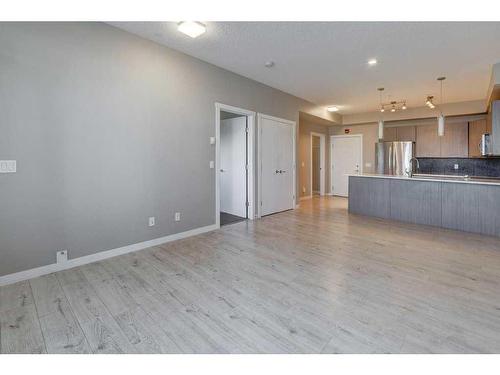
top-left (415, 122), bottom-right (468, 157)
top-left (384, 126), bottom-right (415, 142)
top-left (396, 126), bottom-right (416, 142)
top-left (416, 124), bottom-right (441, 157)
top-left (440, 121), bottom-right (468, 157)
top-left (469, 119), bottom-right (487, 157)
top-left (383, 127), bottom-right (397, 142)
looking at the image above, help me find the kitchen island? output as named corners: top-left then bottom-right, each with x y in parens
top-left (348, 174), bottom-right (500, 237)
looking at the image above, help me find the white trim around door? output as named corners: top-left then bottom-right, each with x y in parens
top-left (330, 134), bottom-right (363, 197)
top-left (310, 132), bottom-right (326, 196)
top-left (215, 103), bottom-right (256, 228)
top-left (257, 113), bottom-right (296, 218)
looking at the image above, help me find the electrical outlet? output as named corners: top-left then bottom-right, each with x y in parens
top-left (148, 217), bottom-right (155, 227)
top-left (56, 250), bottom-right (68, 264)
top-left (0, 160), bottom-right (16, 173)
top-left (454, 164), bottom-right (459, 170)
top-left (174, 212), bottom-right (181, 222)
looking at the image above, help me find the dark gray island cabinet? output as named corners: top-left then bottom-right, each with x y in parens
top-left (348, 175), bottom-right (500, 237)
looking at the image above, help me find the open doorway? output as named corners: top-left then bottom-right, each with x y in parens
top-left (215, 103), bottom-right (255, 227)
top-left (310, 132), bottom-right (326, 196)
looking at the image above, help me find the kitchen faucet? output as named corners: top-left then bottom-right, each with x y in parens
top-left (408, 157), bottom-right (420, 177)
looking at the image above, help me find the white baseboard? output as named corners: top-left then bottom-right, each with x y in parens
top-left (0, 224), bottom-right (218, 287)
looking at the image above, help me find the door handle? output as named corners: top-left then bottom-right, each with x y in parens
top-left (220, 169), bottom-right (225, 172)
top-left (280, 170), bottom-right (286, 173)
top-left (275, 169), bottom-right (280, 174)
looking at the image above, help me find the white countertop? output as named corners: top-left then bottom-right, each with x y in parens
top-left (349, 173), bottom-right (500, 186)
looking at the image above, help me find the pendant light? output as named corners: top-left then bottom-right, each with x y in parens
top-left (378, 88), bottom-right (384, 140)
top-left (437, 77), bottom-right (446, 137)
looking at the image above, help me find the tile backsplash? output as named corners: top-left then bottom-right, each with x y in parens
top-left (418, 157), bottom-right (500, 177)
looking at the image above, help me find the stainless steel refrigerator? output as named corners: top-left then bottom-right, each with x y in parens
top-left (375, 141), bottom-right (415, 176)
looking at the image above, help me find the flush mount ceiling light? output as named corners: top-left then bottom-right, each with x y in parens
top-left (177, 21), bottom-right (206, 38)
top-left (327, 106), bottom-right (339, 112)
top-left (368, 58), bottom-right (378, 66)
top-left (264, 61), bottom-right (275, 68)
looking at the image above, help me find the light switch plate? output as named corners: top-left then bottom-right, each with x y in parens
top-left (209, 160), bottom-right (215, 169)
top-left (210, 137), bottom-right (216, 145)
top-left (0, 160), bottom-right (16, 173)
top-left (454, 164), bottom-right (459, 170)
top-left (174, 212), bottom-right (181, 222)
top-left (148, 217), bottom-right (155, 227)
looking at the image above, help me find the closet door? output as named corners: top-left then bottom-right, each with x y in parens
top-left (260, 116), bottom-right (295, 216)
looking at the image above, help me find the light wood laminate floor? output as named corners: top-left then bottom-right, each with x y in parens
top-left (2, 197), bottom-right (500, 353)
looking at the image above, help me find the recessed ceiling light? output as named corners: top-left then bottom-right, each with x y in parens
top-left (368, 58), bottom-right (378, 66)
top-left (177, 21), bottom-right (206, 38)
top-left (327, 106), bottom-right (339, 112)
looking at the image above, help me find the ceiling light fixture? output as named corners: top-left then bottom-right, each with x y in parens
top-left (327, 106), bottom-right (339, 112)
top-left (425, 95), bottom-right (435, 109)
top-left (177, 21), bottom-right (206, 38)
top-left (368, 58), bottom-right (378, 66)
top-left (378, 87), bottom-right (385, 140)
top-left (378, 92), bottom-right (408, 113)
top-left (264, 61), bottom-right (275, 68)
top-left (437, 77), bottom-right (446, 137)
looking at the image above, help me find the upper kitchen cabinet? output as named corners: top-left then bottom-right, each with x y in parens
top-left (416, 122), bottom-right (469, 157)
top-left (416, 124), bottom-right (441, 157)
top-left (384, 126), bottom-right (416, 142)
top-left (469, 119), bottom-right (487, 157)
top-left (396, 126), bottom-right (416, 142)
top-left (440, 121), bottom-right (468, 157)
top-left (383, 127), bottom-right (397, 142)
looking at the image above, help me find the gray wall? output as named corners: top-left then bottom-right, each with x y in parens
top-left (0, 22), bottom-right (333, 276)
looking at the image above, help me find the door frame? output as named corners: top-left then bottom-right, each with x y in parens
top-left (257, 113), bottom-right (296, 218)
top-left (330, 134), bottom-right (363, 196)
top-left (215, 103), bottom-right (256, 228)
top-left (310, 132), bottom-right (326, 196)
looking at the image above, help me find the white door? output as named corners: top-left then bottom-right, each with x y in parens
top-left (220, 117), bottom-right (247, 218)
top-left (331, 135), bottom-right (362, 197)
top-left (261, 116), bottom-right (295, 216)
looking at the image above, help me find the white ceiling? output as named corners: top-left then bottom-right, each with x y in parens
top-left (109, 22), bottom-right (500, 115)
